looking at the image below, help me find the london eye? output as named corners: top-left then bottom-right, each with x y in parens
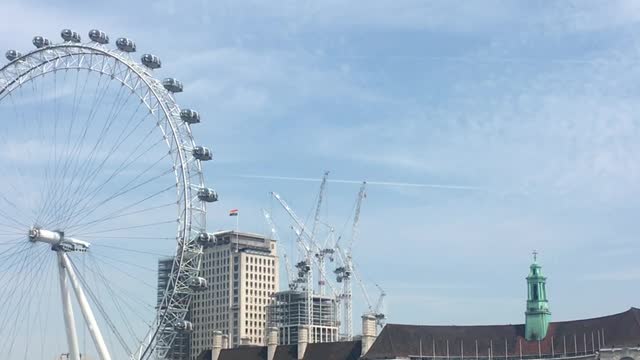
top-left (0, 29), bottom-right (214, 359)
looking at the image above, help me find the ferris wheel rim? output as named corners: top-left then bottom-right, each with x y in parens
top-left (0, 38), bottom-right (208, 359)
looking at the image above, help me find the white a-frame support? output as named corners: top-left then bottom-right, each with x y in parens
top-left (58, 252), bottom-right (81, 360)
top-left (58, 251), bottom-right (112, 360)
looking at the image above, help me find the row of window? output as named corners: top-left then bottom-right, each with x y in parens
top-left (246, 256), bottom-right (275, 266)
top-left (246, 265), bottom-right (274, 274)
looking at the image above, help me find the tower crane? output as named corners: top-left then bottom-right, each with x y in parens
top-left (334, 181), bottom-right (366, 340)
top-left (270, 191), bottom-right (319, 330)
top-left (261, 208), bottom-right (296, 289)
top-left (372, 284), bottom-right (387, 330)
top-left (271, 191), bottom-right (344, 331)
top-left (312, 171), bottom-right (334, 296)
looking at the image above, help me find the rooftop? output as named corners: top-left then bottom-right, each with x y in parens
top-left (364, 307), bottom-right (640, 359)
top-left (197, 341), bottom-right (361, 360)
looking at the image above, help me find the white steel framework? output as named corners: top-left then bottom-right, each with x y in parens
top-left (0, 29), bottom-right (211, 360)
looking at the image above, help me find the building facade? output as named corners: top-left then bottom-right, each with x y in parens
top-left (267, 290), bottom-right (339, 345)
top-left (190, 231), bottom-right (279, 359)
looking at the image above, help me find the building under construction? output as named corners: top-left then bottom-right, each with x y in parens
top-left (267, 290), bottom-right (339, 345)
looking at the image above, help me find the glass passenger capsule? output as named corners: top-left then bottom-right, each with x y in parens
top-left (141, 54), bottom-right (161, 69)
top-left (61, 29), bottom-right (81, 43)
top-left (180, 109), bottom-right (200, 124)
top-left (197, 188), bottom-right (218, 202)
top-left (197, 232), bottom-right (216, 246)
top-left (116, 37), bottom-right (136, 52)
top-left (32, 36), bottom-right (51, 48)
top-left (192, 146), bottom-right (212, 161)
top-left (162, 78), bottom-right (183, 93)
top-left (174, 320), bottom-right (193, 332)
top-left (188, 277), bottom-right (207, 290)
top-left (5, 50), bottom-right (22, 61)
top-left (89, 29), bottom-right (109, 44)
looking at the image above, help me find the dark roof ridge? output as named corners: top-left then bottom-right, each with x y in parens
top-left (385, 323), bottom-right (519, 328)
top-left (632, 307), bottom-right (640, 329)
top-left (307, 340), bottom-right (361, 347)
top-left (384, 307), bottom-right (640, 328)
top-left (551, 307), bottom-right (639, 325)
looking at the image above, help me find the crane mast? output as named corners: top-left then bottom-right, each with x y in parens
top-left (262, 208), bottom-right (296, 289)
top-left (312, 171), bottom-right (333, 296)
top-left (270, 192), bottom-right (316, 332)
top-left (334, 181), bottom-right (367, 340)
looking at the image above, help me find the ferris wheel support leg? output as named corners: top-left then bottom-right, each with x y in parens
top-left (60, 252), bottom-right (113, 360)
top-left (57, 252), bottom-right (81, 360)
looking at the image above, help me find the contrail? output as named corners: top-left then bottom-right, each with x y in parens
top-left (232, 174), bottom-right (485, 191)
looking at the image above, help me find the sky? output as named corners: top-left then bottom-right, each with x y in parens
top-left (2, 0), bottom-right (640, 338)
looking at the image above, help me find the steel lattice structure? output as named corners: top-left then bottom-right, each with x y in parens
top-left (0, 29), bottom-right (213, 360)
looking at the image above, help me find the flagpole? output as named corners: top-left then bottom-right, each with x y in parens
top-left (235, 211), bottom-right (239, 252)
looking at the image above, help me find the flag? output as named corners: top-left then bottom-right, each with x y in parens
top-left (229, 209), bottom-right (239, 216)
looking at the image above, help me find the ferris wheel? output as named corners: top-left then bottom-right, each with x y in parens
top-left (0, 29), bottom-right (216, 360)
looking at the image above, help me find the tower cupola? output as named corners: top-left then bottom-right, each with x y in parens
top-left (525, 251), bottom-right (551, 341)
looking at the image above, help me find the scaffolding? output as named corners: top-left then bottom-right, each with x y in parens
top-left (267, 290), bottom-right (339, 345)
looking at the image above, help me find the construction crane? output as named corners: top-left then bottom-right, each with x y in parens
top-left (311, 171), bottom-right (334, 296)
top-left (270, 191), bottom-right (318, 330)
top-left (334, 181), bottom-right (367, 340)
top-left (261, 208), bottom-right (296, 289)
top-left (372, 284), bottom-right (387, 330)
top-left (271, 190), bottom-right (344, 332)
top-left (348, 259), bottom-right (386, 330)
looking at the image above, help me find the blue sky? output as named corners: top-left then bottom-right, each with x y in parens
top-left (2, 0), bottom-right (640, 328)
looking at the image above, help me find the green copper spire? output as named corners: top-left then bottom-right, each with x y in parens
top-left (525, 251), bottom-right (551, 341)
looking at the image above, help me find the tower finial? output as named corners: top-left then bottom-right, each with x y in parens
top-left (532, 250), bottom-right (538, 262)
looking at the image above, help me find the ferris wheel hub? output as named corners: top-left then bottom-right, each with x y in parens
top-left (29, 227), bottom-right (90, 252)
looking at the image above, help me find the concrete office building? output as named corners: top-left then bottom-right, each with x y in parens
top-left (190, 231), bottom-right (279, 359)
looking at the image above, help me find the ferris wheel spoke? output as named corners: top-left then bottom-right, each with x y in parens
top-left (60, 148), bottom-right (171, 230)
top-left (44, 69), bottom-right (92, 224)
top-left (73, 219), bottom-right (177, 239)
top-left (19, 250), bottom-right (54, 359)
top-left (84, 255), bottom-right (141, 351)
top-left (89, 253), bottom-right (158, 290)
top-left (87, 255), bottom-right (153, 343)
top-left (64, 180), bottom-right (175, 233)
top-left (54, 80), bottom-right (133, 212)
top-left (0, 247), bottom-right (49, 355)
top-left (42, 71), bottom-right (115, 225)
top-left (55, 103), bottom-right (152, 223)
top-left (0, 236), bottom-right (23, 243)
top-left (67, 202), bottom-right (175, 233)
top-left (0, 218), bottom-right (26, 232)
top-left (0, 190), bottom-right (35, 225)
top-left (87, 253), bottom-right (158, 311)
top-left (37, 72), bottom-right (112, 226)
top-left (0, 241), bottom-right (33, 260)
top-left (91, 243), bottom-right (171, 257)
top-left (56, 131), bottom-right (168, 229)
top-left (67, 255), bottom-right (133, 356)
